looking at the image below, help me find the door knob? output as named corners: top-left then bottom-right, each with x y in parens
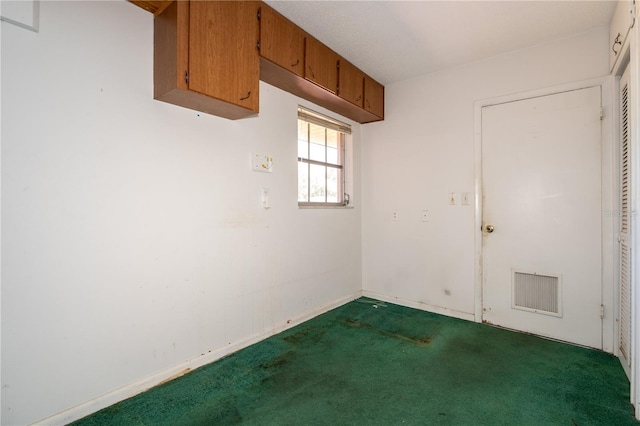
top-left (485, 225), bottom-right (495, 233)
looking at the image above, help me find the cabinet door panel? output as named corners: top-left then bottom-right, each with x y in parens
top-left (338, 59), bottom-right (364, 107)
top-left (260, 4), bottom-right (305, 77)
top-left (305, 37), bottom-right (339, 94)
top-left (189, 1), bottom-right (259, 111)
top-left (364, 75), bottom-right (384, 118)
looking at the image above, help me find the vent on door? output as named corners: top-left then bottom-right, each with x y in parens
top-left (512, 271), bottom-right (562, 317)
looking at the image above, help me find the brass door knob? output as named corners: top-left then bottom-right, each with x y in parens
top-left (486, 225), bottom-right (495, 233)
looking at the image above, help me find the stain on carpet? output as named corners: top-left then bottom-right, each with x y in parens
top-left (342, 317), bottom-right (431, 346)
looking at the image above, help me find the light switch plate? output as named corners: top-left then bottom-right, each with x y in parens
top-left (252, 153), bottom-right (273, 173)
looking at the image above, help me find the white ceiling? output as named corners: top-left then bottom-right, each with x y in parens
top-left (265, 0), bottom-right (617, 86)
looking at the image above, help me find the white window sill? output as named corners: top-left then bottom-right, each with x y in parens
top-left (298, 205), bottom-right (355, 209)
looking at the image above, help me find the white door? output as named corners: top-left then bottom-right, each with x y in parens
top-left (482, 87), bottom-right (603, 349)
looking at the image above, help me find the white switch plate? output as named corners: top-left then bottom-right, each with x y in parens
top-left (421, 210), bottom-right (430, 222)
top-left (462, 192), bottom-right (471, 205)
top-left (252, 153), bottom-right (273, 173)
top-left (449, 192), bottom-right (458, 205)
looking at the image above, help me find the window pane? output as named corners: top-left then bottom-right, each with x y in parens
top-left (298, 139), bottom-right (308, 160)
top-left (309, 123), bottom-right (326, 162)
top-left (297, 120), bottom-right (308, 159)
top-left (297, 108), bottom-right (348, 206)
top-left (309, 163), bottom-right (326, 202)
top-left (298, 162), bottom-right (309, 202)
top-left (327, 166), bottom-right (340, 203)
top-left (326, 129), bottom-right (339, 165)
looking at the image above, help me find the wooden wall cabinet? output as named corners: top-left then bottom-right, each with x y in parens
top-left (305, 36), bottom-right (340, 94)
top-left (364, 75), bottom-right (384, 119)
top-left (154, 1), bottom-right (260, 119)
top-left (258, 5), bottom-right (305, 77)
top-left (139, 0), bottom-right (385, 123)
top-left (338, 59), bottom-right (365, 108)
top-left (258, 9), bottom-right (385, 123)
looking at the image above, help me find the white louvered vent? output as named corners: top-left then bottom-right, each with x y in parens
top-left (621, 78), bottom-right (630, 234)
top-left (619, 67), bottom-right (631, 366)
top-left (620, 242), bottom-right (631, 360)
top-left (512, 271), bottom-right (562, 317)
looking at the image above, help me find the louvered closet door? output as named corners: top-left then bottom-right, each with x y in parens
top-left (619, 64), bottom-right (632, 377)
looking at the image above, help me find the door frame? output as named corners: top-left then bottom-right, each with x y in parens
top-left (472, 76), bottom-right (616, 353)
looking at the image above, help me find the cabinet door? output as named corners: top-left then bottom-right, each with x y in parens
top-left (305, 36), bottom-right (339, 94)
top-left (189, 1), bottom-right (260, 112)
top-left (259, 4), bottom-right (305, 77)
top-left (338, 59), bottom-right (364, 107)
top-left (364, 75), bottom-right (384, 119)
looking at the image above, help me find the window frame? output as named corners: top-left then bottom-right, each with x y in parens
top-left (297, 107), bottom-right (351, 207)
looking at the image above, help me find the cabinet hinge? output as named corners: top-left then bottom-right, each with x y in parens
top-left (256, 41), bottom-right (260, 51)
top-left (600, 304), bottom-right (605, 319)
top-left (185, 71), bottom-right (189, 85)
top-left (257, 8), bottom-right (261, 20)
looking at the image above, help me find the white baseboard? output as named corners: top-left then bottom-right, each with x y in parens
top-left (361, 290), bottom-right (475, 322)
top-left (33, 291), bottom-right (362, 426)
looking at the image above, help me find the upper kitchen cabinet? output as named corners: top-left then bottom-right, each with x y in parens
top-left (305, 36), bottom-right (340, 94)
top-left (364, 75), bottom-right (384, 119)
top-left (259, 4), bottom-right (305, 77)
top-left (610, 0), bottom-right (635, 72)
top-left (135, 0), bottom-right (384, 123)
top-left (154, 1), bottom-right (260, 119)
top-left (338, 59), bottom-right (365, 108)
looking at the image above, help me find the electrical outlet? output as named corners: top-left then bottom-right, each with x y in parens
top-left (421, 210), bottom-right (430, 222)
top-left (392, 211), bottom-right (399, 221)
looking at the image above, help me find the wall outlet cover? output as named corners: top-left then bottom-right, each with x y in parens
top-left (252, 153), bottom-right (273, 173)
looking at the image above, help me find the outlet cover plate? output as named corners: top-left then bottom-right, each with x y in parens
top-left (252, 153), bottom-right (273, 173)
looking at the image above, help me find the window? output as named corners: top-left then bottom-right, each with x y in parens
top-left (297, 107), bottom-right (351, 206)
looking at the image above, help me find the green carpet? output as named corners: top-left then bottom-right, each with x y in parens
top-left (72, 298), bottom-right (639, 425)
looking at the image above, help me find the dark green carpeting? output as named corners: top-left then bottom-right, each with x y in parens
top-left (72, 298), bottom-right (639, 425)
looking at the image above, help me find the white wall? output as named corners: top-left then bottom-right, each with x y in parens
top-left (0, 2), bottom-right (362, 424)
top-left (361, 28), bottom-right (610, 318)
